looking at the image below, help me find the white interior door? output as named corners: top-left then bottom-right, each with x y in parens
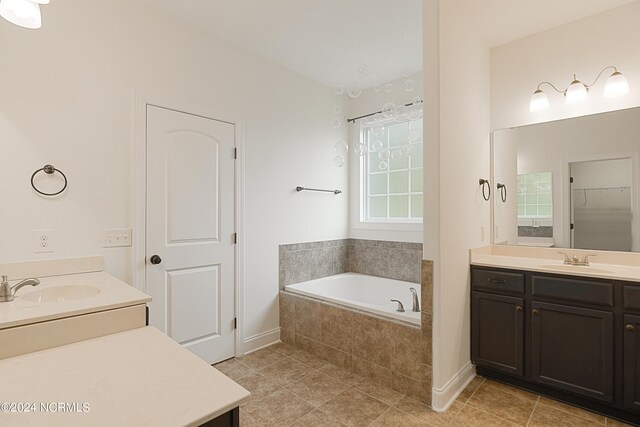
top-left (145, 104), bottom-right (235, 364)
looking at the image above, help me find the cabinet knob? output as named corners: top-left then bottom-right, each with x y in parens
top-left (626, 324), bottom-right (636, 332)
top-left (532, 308), bottom-right (540, 316)
top-left (516, 305), bottom-right (523, 312)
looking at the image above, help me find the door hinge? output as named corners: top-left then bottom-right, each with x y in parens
top-left (233, 317), bottom-right (237, 329)
top-left (570, 176), bottom-right (574, 184)
top-left (233, 147), bottom-right (237, 159)
top-left (232, 232), bottom-right (237, 244)
top-left (570, 223), bottom-right (574, 230)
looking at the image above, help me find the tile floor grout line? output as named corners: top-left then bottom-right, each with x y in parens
top-left (366, 406), bottom-right (393, 427)
top-left (524, 396), bottom-right (540, 427)
top-left (465, 404), bottom-right (524, 427)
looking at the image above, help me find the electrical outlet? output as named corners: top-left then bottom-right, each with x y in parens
top-left (32, 229), bottom-right (55, 253)
top-left (102, 229), bottom-right (132, 248)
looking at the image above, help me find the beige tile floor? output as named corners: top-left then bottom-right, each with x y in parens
top-left (214, 342), bottom-right (635, 427)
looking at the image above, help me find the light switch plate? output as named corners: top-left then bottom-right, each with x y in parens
top-left (32, 229), bottom-right (55, 253)
top-left (102, 229), bottom-right (132, 248)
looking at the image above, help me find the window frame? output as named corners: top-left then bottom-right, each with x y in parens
top-left (350, 115), bottom-right (424, 233)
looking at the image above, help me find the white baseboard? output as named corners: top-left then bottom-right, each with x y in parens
top-left (242, 327), bottom-right (281, 355)
top-left (431, 362), bottom-right (476, 412)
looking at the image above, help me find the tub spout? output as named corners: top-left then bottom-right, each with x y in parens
top-left (410, 287), bottom-right (420, 312)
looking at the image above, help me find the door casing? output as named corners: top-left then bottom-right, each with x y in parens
top-left (132, 91), bottom-right (245, 357)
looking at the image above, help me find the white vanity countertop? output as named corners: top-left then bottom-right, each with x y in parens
top-left (470, 245), bottom-right (640, 282)
top-left (0, 271), bottom-right (151, 330)
top-left (0, 326), bottom-right (250, 426)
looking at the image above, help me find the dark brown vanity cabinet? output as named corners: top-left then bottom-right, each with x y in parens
top-left (471, 292), bottom-right (524, 376)
top-left (471, 266), bottom-right (640, 422)
top-left (625, 314), bottom-right (640, 412)
top-left (531, 301), bottom-right (613, 402)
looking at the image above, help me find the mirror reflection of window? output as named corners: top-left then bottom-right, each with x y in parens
top-left (517, 172), bottom-right (553, 238)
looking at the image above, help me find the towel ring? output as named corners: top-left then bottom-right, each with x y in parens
top-left (497, 183), bottom-right (507, 203)
top-left (479, 179), bottom-right (490, 201)
top-left (31, 164), bottom-right (68, 196)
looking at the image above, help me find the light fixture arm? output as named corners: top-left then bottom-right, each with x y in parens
top-left (585, 66), bottom-right (618, 89)
top-left (536, 81), bottom-right (567, 95)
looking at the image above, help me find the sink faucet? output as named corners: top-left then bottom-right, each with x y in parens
top-left (557, 252), bottom-right (597, 266)
top-left (410, 287), bottom-right (421, 312)
top-left (0, 275), bottom-right (40, 302)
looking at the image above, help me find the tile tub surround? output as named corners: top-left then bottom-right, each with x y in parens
top-left (279, 291), bottom-right (430, 404)
top-left (518, 225), bottom-right (553, 238)
top-left (279, 239), bottom-right (423, 288)
top-left (279, 258), bottom-right (434, 405)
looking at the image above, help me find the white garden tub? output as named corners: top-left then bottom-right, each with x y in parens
top-left (284, 272), bottom-right (420, 325)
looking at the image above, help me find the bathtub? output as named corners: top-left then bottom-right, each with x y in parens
top-left (284, 272), bottom-right (420, 325)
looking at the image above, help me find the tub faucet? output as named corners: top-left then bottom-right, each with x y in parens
top-left (0, 275), bottom-right (40, 302)
top-left (409, 287), bottom-right (421, 312)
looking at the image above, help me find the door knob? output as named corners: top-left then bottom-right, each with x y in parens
top-left (149, 255), bottom-right (162, 265)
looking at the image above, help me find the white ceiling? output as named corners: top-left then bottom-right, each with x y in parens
top-left (141, 0), bottom-right (636, 89)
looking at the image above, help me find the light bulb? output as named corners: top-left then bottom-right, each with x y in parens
top-left (529, 89), bottom-right (549, 112)
top-left (31, 0), bottom-right (49, 4)
top-left (604, 71), bottom-right (629, 98)
top-left (0, 0), bottom-right (41, 29)
top-left (565, 79), bottom-right (588, 104)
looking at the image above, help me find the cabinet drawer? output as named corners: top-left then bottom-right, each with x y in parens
top-left (472, 269), bottom-right (524, 295)
top-left (623, 285), bottom-right (640, 311)
top-left (531, 275), bottom-right (613, 307)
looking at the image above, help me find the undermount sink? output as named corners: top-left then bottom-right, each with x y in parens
top-left (21, 285), bottom-right (101, 303)
top-left (537, 264), bottom-right (615, 275)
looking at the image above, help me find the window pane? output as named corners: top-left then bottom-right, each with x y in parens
top-left (369, 196), bottom-right (387, 218)
top-left (390, 153), bottom-right (409, 170)
top-left (369, 173), bottom-right (387, 195)
top-left (389, 122), bottom-right (409, 147)
top-left (369, 153), bottom-right (383, 173)
top-left (389, 170), bottom-right (409, 193)
top-left (389, 195), bottom-right (409, 218)
top-left (411, 143), bottom-right (423, 168)
top-left (411, 169), bottom-right (423, 193)
top-left (411, 195), bottom-right (423, 218)
top-left (538, 205), bottom-right (552, 216)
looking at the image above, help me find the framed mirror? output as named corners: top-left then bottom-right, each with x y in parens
top-left (491, 107), bottom-right (640, 252)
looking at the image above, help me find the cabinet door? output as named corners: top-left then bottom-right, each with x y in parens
top-left (472, 292), bottom-right (524, 376)
top-left (624, 314), bottom-right (640, 412)
top-left (531, 302), bottom-right (613, 402)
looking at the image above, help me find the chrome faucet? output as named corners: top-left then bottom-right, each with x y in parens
top-left (0, 275), bottom-right (40, 302)
top-left (557, 252), bottom-right (597, 266)
top-left (410, 287), bottom-right (421, 312)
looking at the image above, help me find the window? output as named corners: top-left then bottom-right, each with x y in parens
top-left (361, 116), bottom-right (423, 222)
top-left (517, 172), bottom-right (553, 219)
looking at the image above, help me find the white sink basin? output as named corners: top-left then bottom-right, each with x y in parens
top-left (21, 285), bottom-right (101, 303)
top-left (537, 264), bottom-right (615, 275)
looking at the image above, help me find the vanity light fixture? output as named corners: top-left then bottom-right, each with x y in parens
top-left (529, 66), bottom-right (630, 112)
top-left (0, 0), bottom-right (49, 29)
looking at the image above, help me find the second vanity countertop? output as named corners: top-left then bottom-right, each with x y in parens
top-left (0, 269), bottom-right (151, 330)
top-left (0, 326), bottom-right (250, 427)
top-left (471, 245), bottom-right (640, 282)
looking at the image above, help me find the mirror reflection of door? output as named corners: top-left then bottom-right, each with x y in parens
top-left (570, 158), bottom-right (633, 251)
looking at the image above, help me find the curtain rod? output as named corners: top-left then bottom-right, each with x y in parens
top-left (346, 99), bottom-right (423, 124)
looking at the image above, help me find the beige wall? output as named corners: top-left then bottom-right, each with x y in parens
top-left (424, 0), bottom-right (492, 408)
top-left (491, 1), bottom-right (640, 130)
top-left (0, 0), bottom-right (349, 352)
